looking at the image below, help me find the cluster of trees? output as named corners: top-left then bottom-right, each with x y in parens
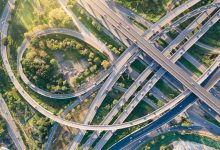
top-left (48, 8), bottom-right (75, 29)
top-left (30, 114), bottom-right (52, 147)
top-left (22, 39), bottom-right (71, 93)
top-left (71, 47), bottom-right (110, 87)
top-left (1, 66), bottom-right (53, 149)
top-left (0, 116), bottom-right (7, 135)
top-left (4, 90), bottom-right (34, 124)
top-left (67, 0), bottom-right (125, 56)
top-left (0, 115), bottom-right (13, 148)
top-left (24, 35), bottom-right (110, 90)
top-left (43, 37), bottom-right (110, 71)
top-left (180, 117), bottom-right (192, 127)
top-left (107, 44), bottom-right (124, 56)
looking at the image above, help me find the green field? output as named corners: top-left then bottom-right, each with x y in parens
top-left (188, 45), bottom-right (218, 67)
top-left (114, 0), bottom-right (172, 23)
top-left (22, 33), bottom-right (108, 93)
top-left (128, 16), bottom-right (148, 30)
top-left (179, 57), bottom-right (202, 77)
top-left (155, 79), bottom-right (180, 99)
top-left (200, 20), bottom-right (220, 48)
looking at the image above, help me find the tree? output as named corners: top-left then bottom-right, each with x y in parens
top-left (90, 65), bottom-right (97, 73)
top-left (48, 8), bottom-right (72, 28)
top-left (94, 57), bottom-right (101, 65)
top-left (0, 117), bottom-right (6, 134)
top-left (26, 51), bottom-right (37, 60)
top-left (113, 99), bottom-right (118, 105)
top-left (2, 37), bottom-right (8, 46)
top-left (101, 60), bottom-right (110, 70)
top-left (71, 77), bottom-right (79, 86)
top-left (50, 59), bottom-right (57, 65)
top-left (80, 48), bottom-right (89, 55)
top-left (89, 52), bottom-right (95, 59)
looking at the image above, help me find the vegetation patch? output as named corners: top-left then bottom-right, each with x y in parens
top-left (200, 20), bottom-right (220, 48)
top-left (67, 0), bottom-right (125, 55)
top-left (155, 79), bottom-right (180, 99)
top-left (128, 16), bottom-right (148, 30)
top-left (7, 0), bottom-right (77, 72)
top-left (22, 34), bottom-right (109, 93)
top-left (113, 0), bottom-right (172, 23)
top-left (179, 57), bottom-right (202, 77)
top-left (188, 45), bottom-right (218, 67)
top-left (0, 115), bottom-right (14, 149)
top-left (103, 101), bottom-right (154, 150)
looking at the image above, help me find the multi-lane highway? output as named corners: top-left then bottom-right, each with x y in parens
top-left (110, 65), bottom-right (220, 150)
top-left (84, 0), bottom-right (220, 116)
top-left (81, 8), bottom-right (220, 149)
top-left (69, 0), bottom-right (204, 147)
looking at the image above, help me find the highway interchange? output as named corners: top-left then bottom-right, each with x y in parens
top-left (76, 3), bottom-right (220, 149)
top-left (85, 0), bottom-right (220, 115)
top-left (1, 0), bottom-right (220, 149)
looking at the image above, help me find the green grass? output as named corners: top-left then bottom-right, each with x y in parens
top-left (126, 101), bottom-right (154, 121)
top-left (7, 0), bottom-right (77, 71)
top-left (131, 59), bottom-right (146, 73)
top-left (0, 0), bottom-right (7, 17)
top-left (179, 57), bottom-right (202, 77)
top-left (200, 20), bottom-right (220, 48)
top-left (128, 16), bottom-right (148, 30)
top-left (114, 0), bottom-right (172, 23)
top-left (204, 114), bottom-right (220, 127)
top-left (155, 79), bottom-right (180, 99)
top-left (188, 45), bottom-right (218, 67)
top-left (147, 94), bottom-right (164, 108)
top-left (139, 131), bottom-right (220, 150)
